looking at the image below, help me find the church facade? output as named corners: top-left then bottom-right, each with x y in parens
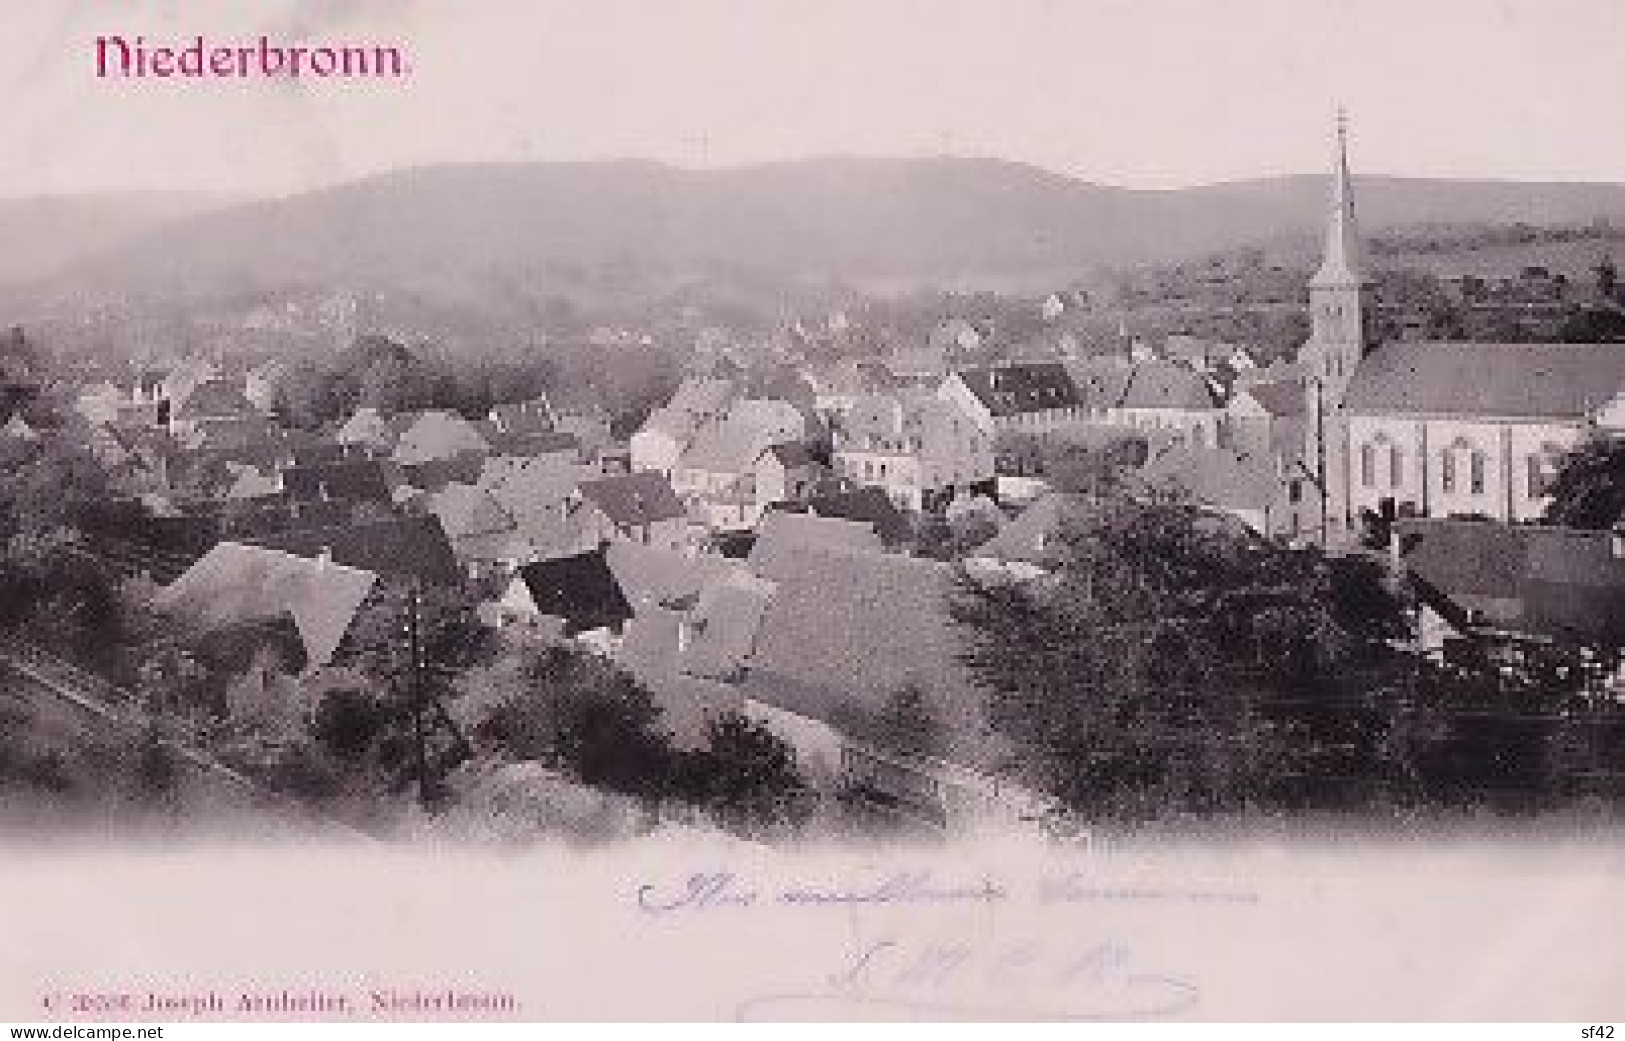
top-left (1294, 117), bottom-right (1625, 541)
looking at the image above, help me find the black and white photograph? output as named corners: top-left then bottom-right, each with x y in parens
top-left (0, 0), bottom-right (1622, 1025)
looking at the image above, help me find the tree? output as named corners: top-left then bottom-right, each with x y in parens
top-left (479, 644), bottom-right (678, 802)
top-left (875, 682), bottom-right (947, 760)
top-left (678, 712), bottom-right (813, 836)
top-left (952, 494), bottom-right (1417, 820)
top-left (1542, 433), bottom-right (1625, 529)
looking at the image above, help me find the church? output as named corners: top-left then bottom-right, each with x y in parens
top-left (1294, 116), bottom-right (1625, 544)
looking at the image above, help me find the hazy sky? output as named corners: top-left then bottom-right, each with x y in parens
top-left (2, 0), bottom-right (1622, 197)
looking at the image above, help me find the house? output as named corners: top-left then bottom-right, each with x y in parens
top-left (485, 397), bottom-right (557, 436)
top-left (249, 514), bottom-right (463, 590)
top-left (630, 377), bottom-right (738, 476)
top-left (390, 409), bottom-right (491, 465)
top-left (805, 358), bottom-right (903, 418)
top-left (728, 544), bottom-right (1054, 830)
top-left (1134, 444), bottom-right (1308, 540)
top-left (334, 407), bottom-right (401, 452)
top-left (798, 487), bottom-right (912, 548)
top-left (496, 546), bottom-right (635, 642)
top-left (281, 459), bottom-right (401, 507)
top-left (166, 379), bottom-right (258, 438)
top-left (477, 455), bottom-right (597, 555)
top-left (967, 491), bottom-right (1098, 575)
top-left (669, 406), bottom-right (815, 533)
top-left (832, 390), bottom-right (995, 513)
top-left (243, 360), bottom-right (287, 413)
top-left (940, 362), bottom-right (1087, 438)
top-left (1113, 361), bottom-right (1224, 448)
top-left (1062, 357), bottom-right (1135, 421)
top-left (745, 511), bottom-right (884, 575)
top-left (153, 542), bottom-right (378, 672)
top-left (419, 482), bottom-right (525, 579)
top-left (1395, 518), bottom-right (1625, 681)
top-left (571, 471), bottom-right (688, 552)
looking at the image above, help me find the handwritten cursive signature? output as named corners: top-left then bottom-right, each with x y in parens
top-left (734, 935), bottom-right (1201, 1021)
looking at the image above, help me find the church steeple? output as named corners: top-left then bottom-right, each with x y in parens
top-left (1304, 108), bottom-right (1372, 403)
top-left (1312, 108), bottom-right (1364, 290)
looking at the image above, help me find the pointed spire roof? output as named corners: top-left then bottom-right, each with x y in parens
top-left (1311, 108), bottom-right (1366, 289)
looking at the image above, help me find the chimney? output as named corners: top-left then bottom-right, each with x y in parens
top-left (317, 546), bottom-right (332, 569)
top-left (1611, 524), bottom-right (1625, 560)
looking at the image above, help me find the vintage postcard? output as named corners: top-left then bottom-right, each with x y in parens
top-left (1, 0), bottom-right (1622, 1025)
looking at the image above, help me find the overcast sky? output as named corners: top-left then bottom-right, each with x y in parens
top-left (1, 0), bottom-right (1621, 197)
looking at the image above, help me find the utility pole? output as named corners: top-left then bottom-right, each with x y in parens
top-left (399, 578), bottom-right (471, 811)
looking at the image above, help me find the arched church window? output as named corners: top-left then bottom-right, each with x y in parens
top-left (1360, 443), bottom-right (1376, 487)
top-left (1389, 445), bottom-right (1404, 488)
top-left (1440, 449), bottom-right (1457, 492)
top-left (1469, 450), bottom-right (1487, 495)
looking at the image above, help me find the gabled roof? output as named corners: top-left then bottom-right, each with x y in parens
top-left (154, 542), bottom-right (377, 670)
top-left (1234, 380), bottom-right (1306, 418)
top-left (282, 459), bottom-right (401, 504)
top-left (747, 512), bottom-right (884, 575)
top-left (954, 363), bottom-right (1083, 416)
top-left (738, 545), bottom-right (1003, 772)
top-left (514, 547), bottom-right (634, 634)
top-left (391, 409), bottom-right (491, 464)
top-left (1395, 518), bottom-right (1537, 604)
top-left (764, 442), bottom-right (819, 469)
top-left (335, 407), bottom-right (400, 448)
top-left (1344, 342), bottom-right (1625, 420)
top-left (970, 492), bottom-right (1099, 566)
top-left (478, 456), bottom-right (595, 528)
top-left (1135, 445), bottom-right (1279, 514)
top-left (477, 428), bottom-right (579, 459)
top-left (1397, 518), bottom-right (1625, 645)
top-left (172, 379), bottom-right (256, 420)
top-left (576, 471), bottom-right (686, 527)
top-left (799, 487), bottom-right (911, 546)
top-left (1119, 361), bottom-right (1221, 411)
top-left (423, 483), bottom-right (515, 539)
top-left (250, 514), bottom-right (463, 589)
top-left (1062, 358), bottom-right (1135, 411)
top-left (605, 540), bottom-right (738, 612)
top-left (398, 452), bottom-right (487, 493)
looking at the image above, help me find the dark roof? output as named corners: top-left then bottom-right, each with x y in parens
top-left (1344, 342), bottom-right (1625, 419)
top-left (480, 428), bottom-right (580, 459)
top-left (250, 514), bottom-right (462, 589)
top-left (1062, 359), bottom-right (1134, 411)
top-left (576, 471), bottom-right (685, 527)
top-left (764, 442), bottom-right (819, 468)
top-left (1396, 518), bottom-right (1625, 644)
top-left (1239, 380), bottom-right (1306, 418)
top-left (799, 487), bottom-right (911, 546)
top-left (283, 460), bottom-right (401, 504)
top-left (1396, 518), bottom-right (1533, 602)
top-left (1521, 528), bottom-right (1625, 645)
top-left (515, 547), bottom-right (634, 634)
top-left (399, 452), bottom-right (486, 493)
top-left (955, 363), bottom-right (1082, 416)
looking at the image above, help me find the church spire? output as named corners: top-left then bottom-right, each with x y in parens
top-left (1311, 108), bottom-right (1364, 289)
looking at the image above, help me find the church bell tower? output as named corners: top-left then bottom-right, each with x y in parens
top-left (1304, 109), bottom-right (1371, 406)
top-left (1301, 110), bottom-right (1373, 545)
